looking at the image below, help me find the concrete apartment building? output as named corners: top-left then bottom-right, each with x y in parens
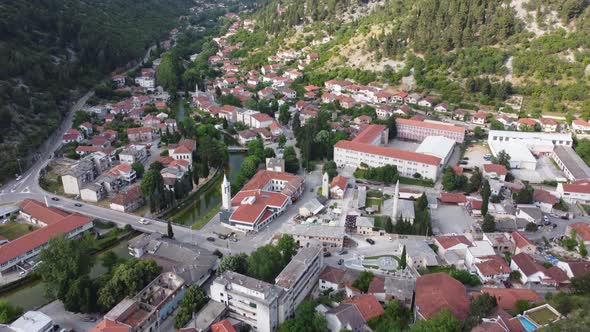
top-left (210, 247), bottom-right (322, 332)
top-left (396, 118), bottom-right (466, 143)
top-left (61, 152), bottom-right (112, 195)
top-left (92, 272), bottom-right (185, 332)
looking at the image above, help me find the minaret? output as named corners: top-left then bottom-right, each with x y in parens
top-left (221, 174), bottom-right (231, 210)
top-left (392, 180), bottom-right (400, 222)
top-left (322, 172), bottom-right (330, 199)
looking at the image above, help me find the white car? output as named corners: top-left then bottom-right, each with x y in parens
top-left (138, 218), bottom-right (150, 225)
top-left (15, 175), bottom-right (22, 181)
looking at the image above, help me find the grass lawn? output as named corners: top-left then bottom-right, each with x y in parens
top-left (399, 177), bottom-right (434, 187)
top-left (0, 223), bottom-right (33, 240)
top-left (527, 307), bottom-right (559, 326)
top-left (191, 205), bottom-right (220, 230)
top-left (364, 255), bottom-right (400, 262)
top-left (366, 197), bottom-right (383, 210)
top-left (373, 215), bottom-right (389, 229)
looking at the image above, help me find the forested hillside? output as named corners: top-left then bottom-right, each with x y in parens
top-left (231, 0), bottom-right (590, 123)
top-left (0, 0), bottom-right (192, 180)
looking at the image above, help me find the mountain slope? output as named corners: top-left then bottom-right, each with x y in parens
top-left (0, 0), bottom-right (192, 181)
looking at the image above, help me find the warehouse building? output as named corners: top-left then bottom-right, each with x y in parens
top-left (415, 136), bottom-right (456, 167)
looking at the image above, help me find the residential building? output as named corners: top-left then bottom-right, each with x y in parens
top-left (533, 189), bottom-right (559, 213)
top-left (169, 139), bottom-right (196, 164)
top-left (556, 260), bottom-right (590, 279)
top-left (516, 206), bottom-right (543, 224)
top-left (109, 186), bottom-right (144, 212)
top-left (0, 200), bottom-right (93, 275)
top-left (567, 223), bottom-right (590, 245)
top-left (282, 224), bottom-right (346, 251)
top-left (92, 272), bottom-right (185, 332)
top-left (61, 153), bottom-right (112, 196)
top-left (126, 127), bottom-right (153, 142)
top-left (474, 255), bottom-right (511, 282)
top-left (483, 233), bottom-right (515, 255)
top-left (510, 253), bottom-right (568, 286)
top-left (511, 232), bottom-right (536, 255)
top-left (396, 118), bottom-right (465, 143)
top-left (330, 176), bottom-right (348, 199)
top-left (483, 164), bottom-right (507, 181)
top-left (118, 144), bottom-right (148, 165)
top-left (572, 119), bottom-right (590, 132)
top-left (415, 273), bottom-right (469, 321)
top-left (355, 217), bottom-right (376, 235)
top-left (325, 295), bottom-right (384, 332)
top-left (434, 235), bottom-right (472, 268)
top-left (6, 311), bottom-right (53, 332)
top-left (557, 179), bottom-right (590, 203)
top-left (471, 111), bottom-right (487, 124)
top-left (551, 145), bottom-right (590, 181)
top-left (266, 158), bottom-right (285, 172)
top-left (476, 288), bottom-right (541, 311)
top-left (465, 241), bottom-right (496, 270)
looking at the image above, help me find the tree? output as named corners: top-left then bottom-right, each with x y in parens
top-left (417, 193), bottom-right (428, 211)
top-left (131, 162), bottom-right (145, 178)
top-left (482, 214), bottom-right (496, 232)
top-left (481, 180), bottom-right (491, 216)
top-left (470, 293), bottom-right (497, 318)
top-left (278, 300), bottom-right (328, 332)
top-left (264, 147), bottom-right (276, 159)
top-left (384, 217), bottom-right (394, 233)
top-left (322, 161), bottom-right (338, 179)
top-left (174, 285), bottom-right (208, 328)
top-left (0, 301), bottom-right (22, 324)
top-left (525, 222), bottom-right (538, 232)
top-left (469, 167), bottom-right (482, 192)
top-left (279, 106), bottom-right (291, 125)
top-left (400, 245), bottom-right (407, 270)
top-left (167, 220), bottom-right (174, 239)
top-left (492, 150), bottom-right (511, 169)
top-left (278, 134), bottom-right (287, 148)
top-left (509, 270), bottom-right (522, 281)
top-left (408, 309), bottom-right (461, 332)
top-left (292, 113), bottom-right (301, 132)
top-left (580, 240), bottom-right (588, 257)
top-left (218, 253), bottom-right (249, 274)
top-left (474, 126), bottom-right (485, 139)
top-left (514, 184), bottom-right (534, 204)
top-left (247, 244), bottom-right (284, 283)
top-left (37, 236), bottom-right (94, 312)
top-left (101, 250), bottom-right (124, 273)
top-left (98, 259), bottom-right (161, 310)
top-left (442, 167), bottom-right (457, 191)
top-left (284, 146), bottom-right (300, 173)
top-left (368, 300), bottom-right (412, 332)
top-left (277, 235), bottom-right (298, 265)
top-left (352, 271), bottom-right (374, 293)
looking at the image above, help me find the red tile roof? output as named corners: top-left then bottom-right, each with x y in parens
top-left (396, 118), bottom-right (465, 134)
top-left (562, 180), bottom-right (590, 194)
top-left (352, 125), bottom-right (386, 144)
top-left (91, 319), bottom-right (130, 332)
top-left (470, 200), bottom-right (483, 210)
top-left (434, 235), bottom-right (472, 249)
top-left (343, 294), bottom-right (384, 321)
top-left (511, 253), bottom-right (543, 276)
top-left (512, 232), bottom-right (534, 249)
top-left (230, 190), bottom-right (289, 224)
top-left (416, 273), bottom-right (469, 321)
top-left (541, 117), bottom-right (557, 125)
top-left (452, 165), bottom-right (463, 175)
top-left (19, 199), bottom-right (70, 225)
top-left (475, 256), bottom-right (511, 277)
top-left (331, 176), bottom-right (348, 191)
top-left (367, 276), bottom-right (385, 294)
top-left (110, 186), bottom-right (142, 206)
top-left (473, 111), bottom-right (487, 119)
top-left (335, 140), bottom-right (441, 166)
top-left (570, 223), bottom-right (590, 241)
top-left (478, 288), bottom-right (541, 311)
top-left (76, 146), bottom-right (102, 153)
top-left (126, 127), bottom-right (152, 134)
top-left (439, 192), bottom-right (467, 204)
top-left (533, 189), bottom-right (559, 205)
top-left (211, 320), bottom-right (236, 332)
top-left (483, 164), bottom-right (508, 176)
top-left (0, 208), bottom-right (93, 264)
top-left (517, 118), bottom-right (537, 126)
top-left (319, 265), bottom-right (346, 284)
top-left (562, 261), bottom-right (590, 278)
top-left (242, 170), bottom-right (303, 193)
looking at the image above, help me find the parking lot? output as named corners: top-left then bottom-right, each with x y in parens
top-left (40, 301), bottom-right (100, 332)
top-left (511, 156), bottom-right (564, 183)
top-left (462, 143), bottom-right (490, 170)
top-left (431, 205), bottom-right (475, 235)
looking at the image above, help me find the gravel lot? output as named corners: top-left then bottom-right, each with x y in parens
top-left (431, 205), bottom-right (475, 235)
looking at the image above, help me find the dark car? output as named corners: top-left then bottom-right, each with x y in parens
top-left (552, 223), bottom-right (558, 228)
top-left (206, 237), bottom-right (215, 242)
top-left (83, 317), bottom-right (97, 322)
top-left (338, 250), bottom-right (348, 255)
top-left (366, 238), bottom-right (375, 245)
top-left (51, 197), bottom-right (59, 201)
top-left (74, 203), bottom-right (82, 207)
top-left (323, 252), bottom-right (331, 258)
top-left (560, 216), bottom-right (569, 220)
top-left (462, 157), bottom-right (469, 160)
top-left (459, 161), bottom-right (468, 165)
top-left (338, 259), bottom-right (344, 265)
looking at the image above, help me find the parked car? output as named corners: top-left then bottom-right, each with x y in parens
top-left (83, 317), bottom-right (97, 322)
top-left (323, 252), bottom-right (331, 258)
top-left (15, 175), bottom-right (22, 181)
top-left (138, 218), bottom-right (150, 225)
top-left (229, 237), bottom-right (238, 242)
top-left (460, 161), bottom-right (468, 165)
top-left (337, 259), bottom-right (344, 265)
top-left (462, 157), bottom-right (469, 160)
top-left (74, 203), bottom-right (82, 207)
top-left (51, 197), bottom-right (59, 201)
top-left (206, 237), bottom-right (215, 242)
top-left (366, 238), bottom-right (375, 245)
top-left (552, 223), bottom-right (558, 229)
top-left (338, 250), bottom-right (348, 255)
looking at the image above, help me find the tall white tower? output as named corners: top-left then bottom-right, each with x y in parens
top-left (322, 172), bottom-right (330, 199)
top-left (392, 180), bottom-right (400, 222)
top-left (221, 174), bottom-right (231, 210)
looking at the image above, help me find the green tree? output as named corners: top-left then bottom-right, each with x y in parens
top-left (277, 234), bottom-right (298, 265)
top-left (167, 220), bottom-right (174, 239)
top-left (492, 150), bottom-right (511, 169)
top-left (284, 146), bottom-right (300, 173)
top-left (131, 162), bottom-right (145, 178)
top-left (580, 240), bottom-right (588, 257)
top-left (278, 300), bottom-right (327, 332)
top-left (470, 293), bottom-right (497, 318)
top-left (408, 309), bottom-right (461, 332)
top-left (482, 180), bottom-right (491, 216)
top-left (473, 126), bottom-right (485, 139)
top-left (247, 245), bottom-right (284, 283)
top-left (279, 106), bottom-right (291, 125)
top-left (510, 270), bottom-right (522, 281)
top-left (469, 167), bottom-right (482, 192)
top-left (400, 245), bottom-right (407, 270)
top-left (0, 301), bottom-right (23, 324)
top-left (384, 217), bottom-right (394, 233)
top-left (101, 250), bottom-right (124, 273)
top-left (514, 184), bottom-right (534, 204)
top-left (278, 134), bottom-right (287, 148)
top-left (98, 259), bottom-right (161, 310)
top-left (352, 271), bottom-right (374, 293)
top-left (571, 272), bottom-right (590, 295)
top-left (292, 113), bottom-right (301, 132)
top-left (174, 285), bottom-right (208, 328)
top-left (37, 236), bottom-right (94, 312)
top-left (368, 300), bottom-right (412, 332)
top-left (482, 214), bottom-right (496, 232)
top-left (442, 167), bottom-right (457, 191)
top-left (322, 161), bottom-right (338, 179)
top-left (417, 193), bottom-right (428, 211)
top-left (218, 253), bottom-right (249, 274)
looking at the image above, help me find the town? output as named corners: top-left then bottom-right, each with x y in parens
top-left (2, 2), bottom-right (590, 332)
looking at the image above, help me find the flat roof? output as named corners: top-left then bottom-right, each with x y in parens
top-left (488, 130), bottom-right (572, 142)
top-left (10, 311), bottom-right (52, 332)
top-left (416, 136), bottom-right (455, 160)
top-left (283, 224), bottom-right (346, 239)
top-left (489, 141), bottom-right (537, 163)
top-left (553, 145), bottom-right (590, 180)
top-left (275, 246), bottom-right (320, 289)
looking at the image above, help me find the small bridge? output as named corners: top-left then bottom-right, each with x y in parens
top-left (227, 146), bottom-right (248, 152)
